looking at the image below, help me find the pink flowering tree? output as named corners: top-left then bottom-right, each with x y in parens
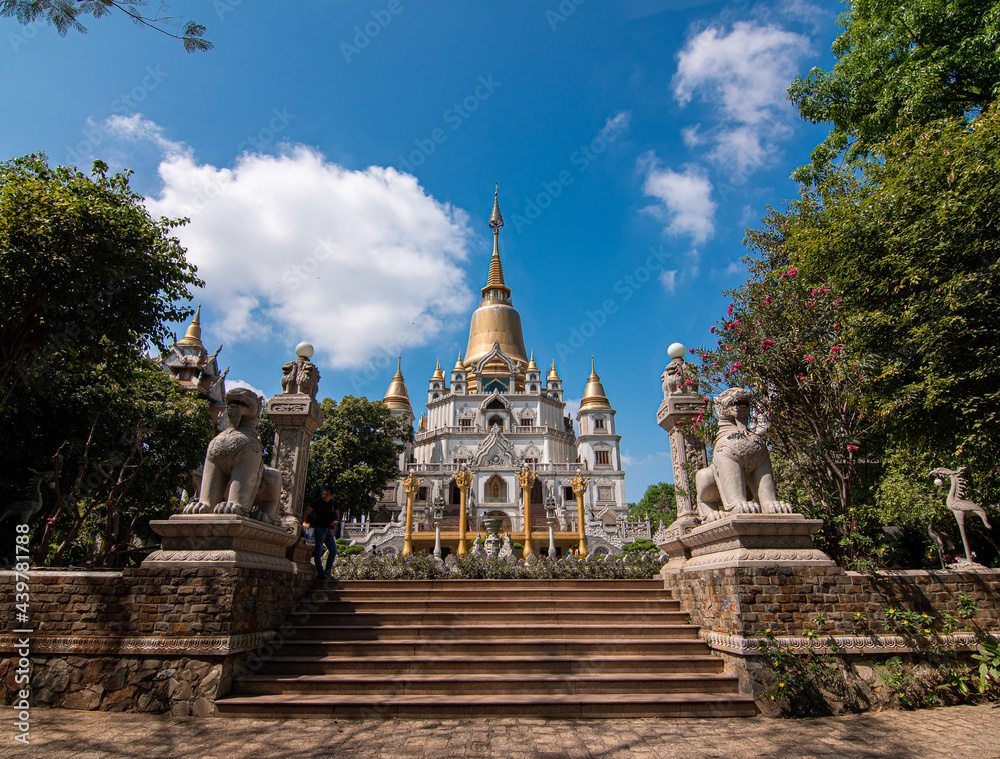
top-left (693, 259), bottom-right (878, 566)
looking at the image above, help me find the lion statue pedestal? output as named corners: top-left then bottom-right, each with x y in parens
top-left (655, 377), bottom-right (833, 574)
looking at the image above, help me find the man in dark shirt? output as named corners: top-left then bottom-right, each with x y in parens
top-left (303, 487), bottom-right (340, 578)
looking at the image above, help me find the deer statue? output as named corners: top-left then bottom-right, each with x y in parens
top-left (930, 467), bottom-right (994, 567)
top-left (0, 469), bottom-right (55, 527)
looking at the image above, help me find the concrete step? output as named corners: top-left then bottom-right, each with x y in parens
top-left (286, 610), bottom-right (690, 627)
top-left (250, 654), bottom-right (727, 677)
top-left (217, 579), bottom-right (754, 720)
top-left (273, 639), bottom-right (712, 657)
top-left (284, 623), bottom-right (701, 641)
top-left (301, 599), bottom-right (681, 612)
top-left (235, 672), bottom-right (742, 697)
top-left (311, 589), bottom-right (673, 602)
top-left (323, 580), bottom-right (667, 591)
top-left (215, 692), bottom-right (757, 719)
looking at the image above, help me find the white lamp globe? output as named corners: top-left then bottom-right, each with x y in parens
top-left (667, 342), bottom-right (687, 360)
top-left (295, 342), bottom-right (314, 360)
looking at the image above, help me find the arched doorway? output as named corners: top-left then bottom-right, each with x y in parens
top-left (484, 510), bottom-right (512, 533)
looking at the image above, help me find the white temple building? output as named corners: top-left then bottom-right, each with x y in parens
top-left (366, 190), bottom-right (632, 555)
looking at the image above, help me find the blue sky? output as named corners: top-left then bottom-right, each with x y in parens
top-left (2, 0), bottom-right (841, 502)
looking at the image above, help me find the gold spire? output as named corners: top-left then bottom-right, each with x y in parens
top-left (432, 360), bottom-right (445, 381)
top-left (527, 350), bottom-right (538, 372)
top-left (383, 357), bottom-right (413, 413)
top-left (483, 185), bottom-right (511, 299)
top-left (465, 186), bottom-right (527, 368)
top-left (176, 305), bottom-right (205, 349)
top-left (453, 350), bottom-right (465, 371)
top-left (580, 356), bottom-right (612, 410)
top-left (547, 360), bottom-right (561, 381)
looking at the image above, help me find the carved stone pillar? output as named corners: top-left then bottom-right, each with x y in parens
top-left (265, 345), bottom-right (324, 536)
top-left (656, 345), bottom-right (708, 537)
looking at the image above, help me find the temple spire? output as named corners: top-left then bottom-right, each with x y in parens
top-left (176, 304), bottom-right (205, 351)
top-left (483, 185), bottom-right (510, 298)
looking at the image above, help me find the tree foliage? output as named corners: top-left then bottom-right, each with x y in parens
top-left (0, 0), bottom-right (212, 51)
top-left (789, 0), bottom-right (1000, 173)
top-left (307, 396), bottom-right (414, 519)
top-left (627, 482), bottom-right (677, 529)
top-left (0, 154), bottom-right (202, 406)
top-left (1, 358), bottom-right (212, 567)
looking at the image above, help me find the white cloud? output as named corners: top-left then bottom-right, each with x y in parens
top-left (106, 114), bottom-right (187, 156)
top-left (620, 450), bottom-right (669, 468)
top-left (640, 158), bottom-right (716, 244)
top-left (226, 378), bottom-right (265, 400)
top-left (131, 119), bottom-right (475, 370)
top-left (563, 397), bottom-right (581, 424)
top-left (673, 22), bottom-right (812, 177)
top-left (659, 269), bottom-right (678, 294)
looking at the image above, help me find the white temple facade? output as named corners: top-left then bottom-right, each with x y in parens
top-left (372, 190), bottom-right (628, 554)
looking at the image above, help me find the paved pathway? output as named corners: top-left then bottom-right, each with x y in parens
top-left (2, 704), bottom-right (999, 758)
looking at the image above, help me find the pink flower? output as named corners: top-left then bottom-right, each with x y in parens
top-left (710, 326), bottom-right (716, 333)
top-left (798, 375), bottom-right (807, 381)
top-left (733, 362), bottom-right (743, 369)
top-left (765, 295), bottom-right (771, 305)
top-left (804, 355), bottom-right (815, 362)
top-left (734, 320), bottom-right (741, 326)
top-left (846, 445), bottom-right (859, 452)
top-left (762, 339), bottom-right (774, 347)
top-left (684, 379), bottom-right (692, 386)
top-left (727, 303), bottom-right (734, 316)
top-left (830, 346), bottom-right (842, 352)
top-left (787, 267), bottom-right (798, 278)
top-left (701, 353), bottom-right (709, 361)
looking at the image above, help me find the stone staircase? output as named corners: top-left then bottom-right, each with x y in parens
top-left (215, 579), bottom-right (755, 719)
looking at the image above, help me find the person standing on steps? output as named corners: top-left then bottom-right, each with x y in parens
top-left (303, 486), bottom-right (341, 578)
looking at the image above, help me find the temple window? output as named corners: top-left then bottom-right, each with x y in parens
top-left (595, 450), bottom-right (610, 466)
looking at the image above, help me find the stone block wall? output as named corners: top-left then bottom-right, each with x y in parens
top-left (663, 565), bottom-right (1000, 647)
top-left (0, 567), bottom-right (314, 715)
top-left (662, 564), bottom-right (1000, 714)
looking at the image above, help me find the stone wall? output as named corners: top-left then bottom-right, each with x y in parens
top-left (0, 567), bottom-right (314, 715)
top-left (663, 565), bottom-right (999, 649)
top-left (662, 564), bottom-right (1000, 714)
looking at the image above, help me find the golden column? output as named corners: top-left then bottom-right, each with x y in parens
top-left (401, 471), bottom-right (423, 557)
top-left (455, 465), bottom-right (473, 557)
top-left (570, 469), bottom-right (591, 557)
top-left (518, 465), bottom-right (537, 557)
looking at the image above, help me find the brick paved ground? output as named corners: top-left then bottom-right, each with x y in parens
top-left (2, 704), bottom-right (999, 758)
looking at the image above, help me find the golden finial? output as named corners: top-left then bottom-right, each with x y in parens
top-left (383, 356), bottom-right (412, 412)
top-left (432, 360), bottom-right (445, 381)
top-left (176, 304), bottom-right (205, 348)
top-left (580, 356), bottom-right (611, 410)
top-left (527, 350), bottom-right (539, 372)
top-left (489, 183), bottom-right (504, 230)
top-left (547, 359), bottom-right (561, 381)
top-left (453, 350), bottom-right (465, 371)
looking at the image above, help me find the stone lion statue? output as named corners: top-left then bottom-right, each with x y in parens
top-left (182, 387), bottom-right (283, 525)
top-left (661, 356), bottom-right (699, 399)
top-left (694, 387), bottom-right (795, 522)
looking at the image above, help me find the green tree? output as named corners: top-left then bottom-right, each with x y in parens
top-left (693, 255), bottom-right (880, 566)
top-left (1, 357), bottom-right (212, 567)
top-left (789, 0), bottom-right (1000, 174)
top-left (627, 482), bottom-right (677, 529)
top-left (307, 396), bottom-right (414, 519)
top-left (0, 154), bottom-right (202, 406)
top-left (773, 109), bottom-right (1000, 504)
top-left (0, 0), bottom-right (211, 51)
